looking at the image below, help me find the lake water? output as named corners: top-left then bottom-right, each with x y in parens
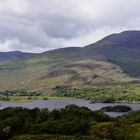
top-left (0, 99), bottom-right (140, 117)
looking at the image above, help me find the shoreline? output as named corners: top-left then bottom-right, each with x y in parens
top-left (0, 96), bottom-right (140, 104)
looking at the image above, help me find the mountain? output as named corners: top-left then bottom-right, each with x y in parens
top-left (0, 51), bottom-right (37, 60)
top-left (0, 30), bottom-right (139, 92)
top-left (83, 31), bottom-right (140, 76)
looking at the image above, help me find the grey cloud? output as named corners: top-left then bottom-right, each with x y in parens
top-left (0, 0), bottom-right (140, 52)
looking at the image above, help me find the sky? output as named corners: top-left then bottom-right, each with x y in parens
top-left (0, 0), bottom-right (140, 52)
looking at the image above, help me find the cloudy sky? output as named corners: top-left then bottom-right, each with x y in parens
top-left (0, 0), bottom-right (140, 52)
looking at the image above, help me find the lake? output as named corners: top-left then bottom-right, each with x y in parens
top-left (0, 99), bottom-right (140, 117)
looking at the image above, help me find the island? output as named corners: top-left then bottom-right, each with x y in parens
top-left (101, 105), bottom-right (132, 112)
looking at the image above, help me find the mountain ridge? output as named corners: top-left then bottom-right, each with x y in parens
top-left (0, 51), bottom-right (37, 60)
top-left (0, 30), bottom-right (139, 92)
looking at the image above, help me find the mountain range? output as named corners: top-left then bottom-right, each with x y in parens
top-left (0, 30), bottom-right (140, 93)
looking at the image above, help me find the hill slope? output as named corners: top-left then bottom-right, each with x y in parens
top-left (0, 31), bottom-right (139, 93)
top-left (0, 58), bottom-right (137, 92)
top-left (83, 31), bottom-right (140, 76)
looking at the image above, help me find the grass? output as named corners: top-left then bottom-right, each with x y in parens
top-left (0, 95), bottom-right (77, 102)
top-left (0, 57), bottom-right (138, 93)
top-left (12, 135), bottom-right (97, 140)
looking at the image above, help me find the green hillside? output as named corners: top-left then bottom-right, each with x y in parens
top-left (0, 57), bottom-right (138, 93)
top-left (84, 31), bottom-right (140, 77)
top-left (0, 31), bottom-right (139, 98)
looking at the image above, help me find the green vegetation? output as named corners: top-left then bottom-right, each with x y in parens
top-left (0, 56), bottom-right (138, 94)
top-left (84, 31), bottom-right (140, 77)
top-left (0, 85), bottom-right (140, 103)
top-left (0, 90), bottom-right (41, 97)
top-left (12, 135), bottom-right (96, 140)
top-left (101, 105), bottom-right (132, 112)
top-left (1, 106), bottom-right (140, 140)
top-left (51, 85), bottom-right (140, 103)
top-left (0, 90), bottom-right (41, 101)
top-left (0, 106), bottom-right (110, 140)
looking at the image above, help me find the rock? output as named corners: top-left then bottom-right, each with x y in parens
top-left (2, 127), bottom-right (12, 139)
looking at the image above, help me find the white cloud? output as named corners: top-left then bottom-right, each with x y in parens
top-left (0, 0), bottom-right (140, 52)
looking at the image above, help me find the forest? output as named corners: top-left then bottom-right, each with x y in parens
top-left (1, 105), bottom-right (140, 140)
